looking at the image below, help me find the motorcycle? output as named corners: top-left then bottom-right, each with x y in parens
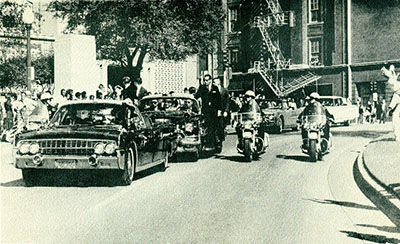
top-left (300, 115), bottom-right (333, 162)
top-left (236, 112), bottom-right (269, 162)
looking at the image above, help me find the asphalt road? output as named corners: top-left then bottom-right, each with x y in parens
top-left (1, 123), bottom-right (399, 243)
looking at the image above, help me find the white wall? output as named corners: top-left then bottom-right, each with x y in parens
top-left (54, 34), bottom-right (100, 100)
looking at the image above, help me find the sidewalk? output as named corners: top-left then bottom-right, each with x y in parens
top-left (358, 132), bottom-right (400, 228)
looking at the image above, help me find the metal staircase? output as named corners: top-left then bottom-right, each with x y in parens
top-left (281, 72), bottom-right (321, 97)
top-left (254, 16), bottom-right (290, 70)
top-left (254, 61), bottom-right (321, 97)
top-left (251, 0), bottom-right (321, 97)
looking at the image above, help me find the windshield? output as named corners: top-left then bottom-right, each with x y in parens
top-left (139, 97), bottom-right (199, 113)
top-left (50, 103), bottom-right (124, 126)
top-left (302, 114), bottom-right (327, 125)
top-left (258, 100), bottom-right (288, 109)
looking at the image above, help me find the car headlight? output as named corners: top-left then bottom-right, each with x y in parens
top-left (185, 123), bottom-right (194, 133)
top-left (29, 142), bottom-right (40, 154)
top-left (104, 142), bottom-right (117, 155)
top-left (94, 143), bottom-right (105, 154)
top-left (19, 142), bottom-right (30, 154)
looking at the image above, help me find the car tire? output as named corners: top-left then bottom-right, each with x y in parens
top-left (120, 148), bottom-right (135, 185)
top-left (22, 169), bottom-right (39, 187)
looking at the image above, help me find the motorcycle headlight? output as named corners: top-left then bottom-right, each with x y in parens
top-left (19, 142), bottom-right (30, 154)
top-left (94, 143), bottom-right (105, 155)
top-left (185, 123), bottom-right (194, 133)
top-left (104, 142), bottom-right (117, 155)
top-left (29, 142), bottom-right (40, 154)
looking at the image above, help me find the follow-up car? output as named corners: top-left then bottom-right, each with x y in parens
top-left (258, 99), bottom-right (303, 133)
top-left (13, 100), bottom-right (173, 186)
top-left (139, 94), bottom-right (202, 161)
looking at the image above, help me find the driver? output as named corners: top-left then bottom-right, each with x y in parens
top-left (298, 92), bottom-right (334, 151)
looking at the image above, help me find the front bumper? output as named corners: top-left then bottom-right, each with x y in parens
top-left (14, 154), bottom-right (123, 170)
top-left (177, 135), bottom-right (201, 152)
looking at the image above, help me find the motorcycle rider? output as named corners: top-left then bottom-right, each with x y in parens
top-left (298, 92), bottom-right (334, 151)
top-left (236, 90), bottom-right (268, 150)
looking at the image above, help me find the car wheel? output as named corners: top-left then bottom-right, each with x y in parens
top-left (22, 169), bottom-right (39, 186)
top-left (160, 151), bottom-right (169, 172)
top-left (121, 148), bottom-right (135, 185)
top-left (276, 117), bottom-right (284, 134)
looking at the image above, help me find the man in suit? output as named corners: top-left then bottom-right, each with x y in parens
top-left (134, 77), bottom-right (148, 101)
top-left (121, 76), bottom-right (137, 103)
top-left (195, 74), bottom-right (222, 151)
top-left (213, 77), bottom-right (230, 143)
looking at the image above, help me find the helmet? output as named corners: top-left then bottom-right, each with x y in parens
top-left (309, 92), bottom-right (320, 100)
top-left (40, 92), bottom-right (52, 101)
top-left (244, 90), bottom-right (255, 98)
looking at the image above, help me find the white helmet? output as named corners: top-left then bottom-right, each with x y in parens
top-left (244, 90), bottom-right (255, 98)
top-left (309, 92), bottom-right (320, 100)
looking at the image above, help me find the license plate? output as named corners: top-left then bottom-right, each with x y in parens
top-left (243, 131), bottom-right (252, 138)
top-left (309, 132), bottom-right (318, 139)
top-left (54, 159), bottom-right (77, 169)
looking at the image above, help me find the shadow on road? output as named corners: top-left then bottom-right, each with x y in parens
top-left (340, 230), bottom-right (400, 243)
top-left (276, 154), bottom-right (312, 163)
top-left (356, 224), bottom-right (400, 234)
top-left (214, 154), bottom-right (255, 163)
top-left (332, 130), bottom-right (390, 139)
top-left (0, 179), bottom-right (26, 187)
top-left (304, 198), bottom-right (378, 210)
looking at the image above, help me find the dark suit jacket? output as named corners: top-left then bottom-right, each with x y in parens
top-left (137, 86), bottom-right (148, 100)
top-left (220, 87), bottom-right (230, 114)
top-left (121, 84), bottom-right (137, 102)
top-left (195, 84), bottom-right (221, 116)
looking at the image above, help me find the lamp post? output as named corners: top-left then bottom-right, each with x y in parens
top-left (22, 6), bottom-right (34, 91)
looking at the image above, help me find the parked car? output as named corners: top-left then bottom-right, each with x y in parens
top-left (257, 99), bottom-right (303, 133)
top-left (13, 100), bottom-right (173, 186)
top-left (319, 96), bottom-right (358, 126)
top-left (139, 94), bottom-right (202, 161)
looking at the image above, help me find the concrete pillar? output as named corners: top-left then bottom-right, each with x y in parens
top-left (54, 34), bottom-right (100, 100)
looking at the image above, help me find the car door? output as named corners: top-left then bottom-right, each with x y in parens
top-left (143, 113), bottom-right (165, 162)
top-left (127, 106), bottom-right (154, 167)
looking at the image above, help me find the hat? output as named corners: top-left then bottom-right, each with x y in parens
top-left (40, 92), bottom-right (52, 101)
top-left (309, 92), bottom-right (320, 100)
top-left (204, 74), bottom-right (212, 79)
top-left (244, 90), bottom-right (255, 98)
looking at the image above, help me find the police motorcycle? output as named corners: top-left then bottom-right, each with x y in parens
top-left (235, 91), bottom-right (269, 162)
top-left (298, 95), bottom-right (334, 162)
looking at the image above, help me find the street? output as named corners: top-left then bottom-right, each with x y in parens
top-left (1, 123), bottom-right (399, 243)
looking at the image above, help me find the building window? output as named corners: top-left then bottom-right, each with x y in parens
top-left (309, 0), bottom-right (322, 23)
top-left (231, 49), bottom-right (239, 64)
top-left (309, 38), bottom-right (322, 66)
top-left (228, 8), bottom-right (238, 32)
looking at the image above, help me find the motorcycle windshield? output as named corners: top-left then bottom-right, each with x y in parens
top-left (238, 112), bottom-right (262, 124)
top-left (302, 115), bottom-right (327, 127)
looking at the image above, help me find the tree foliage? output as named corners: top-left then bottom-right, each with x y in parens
top-left (0, 1), bottom-right (51, 88)
top-left (48, 0), bottom-right (224, 77)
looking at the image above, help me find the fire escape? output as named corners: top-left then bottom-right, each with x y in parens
top-left (251, 0), bottom-right (321, 97)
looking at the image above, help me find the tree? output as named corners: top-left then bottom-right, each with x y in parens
top-left (0, 1), bottom-right (50, 87)
top-left (47, 0), bottom-right (224, 79)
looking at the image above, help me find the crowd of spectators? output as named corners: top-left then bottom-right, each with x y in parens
top-left (358, 98), bottom-right (387, 124)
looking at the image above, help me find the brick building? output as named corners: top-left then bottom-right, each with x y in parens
top-left (224, 0), bottom-right (400, 104)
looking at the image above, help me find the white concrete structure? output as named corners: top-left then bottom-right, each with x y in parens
top-left (141, 55), bottom-right (198, 94)
top-left (54, 34), bottom-right (101, 100)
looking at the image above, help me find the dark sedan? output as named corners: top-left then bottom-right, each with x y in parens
top-left (13, 100), bottom-right (174, 186)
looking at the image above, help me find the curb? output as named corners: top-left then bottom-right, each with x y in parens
top-left (354, 149), bottom-right (400, 228)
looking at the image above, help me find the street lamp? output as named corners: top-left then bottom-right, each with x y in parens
top-left (22, 6), bottom-right (34, 91)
